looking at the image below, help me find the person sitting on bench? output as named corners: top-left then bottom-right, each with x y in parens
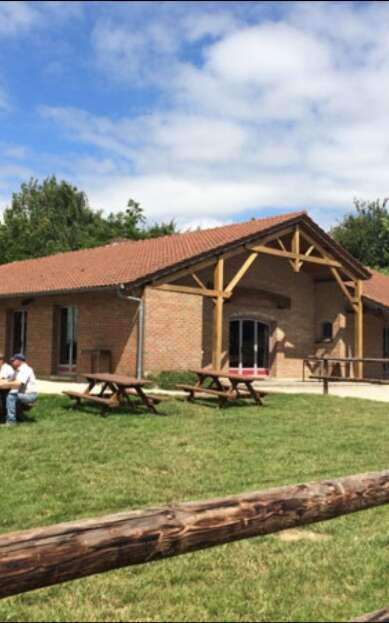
top-left (0, 353), bottom-right (38, 426)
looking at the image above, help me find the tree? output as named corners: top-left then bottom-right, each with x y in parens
top-left (0, 178), bottom-right (176, 264)
top-left (331, 198), bottom-right (389, 269)
top-left (106, 199), bottom-right (176, 241)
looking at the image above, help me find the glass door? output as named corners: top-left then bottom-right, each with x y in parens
top-left (58, 306), bottom-right (78, 374)
top-left (12, 310), bottom-right (27, 355)
top-left (229, 319), bottom-right (269, 375)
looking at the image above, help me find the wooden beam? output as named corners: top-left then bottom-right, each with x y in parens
top-left (153, 256), bottom-right (217, 286)
top-left (351, 606), bottom-right (389, 622)
top-left (300, 229), bottom-right (357, 281)
top-left (292, 225), bottom-right (301, 271)
top-left (153, 225), bottom-right (295, 289)
top-left (330, 267), bottom-right (357, 310)
top-left (265, 225), bottom-right (296, 244)
top-left (212, 258), bottom-right (224, 369)
top-left (190, 272), bottom-right (207, 290)
top-left (300, 229), bottom-right (335, 261)
top-left (355, 280), bottom-right (364, 378)
top-left (305, 245), bottom-right (315, 257)
top-left (0, 470), bottom-right (388, 599)
top-left (248, 245), bottom-right (342, 268)
top-left (154, 284), bottom-right (230, 298)
top-left (276, 238), bottom-right (295, 271)
top-left (224, 252), bottom-right (258, 293)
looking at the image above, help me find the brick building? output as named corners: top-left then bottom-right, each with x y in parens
top-left (0, 210), bottom-right (388, 379)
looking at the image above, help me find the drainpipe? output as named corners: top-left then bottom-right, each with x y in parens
top-left (117, 286), bottom-right (144, 380)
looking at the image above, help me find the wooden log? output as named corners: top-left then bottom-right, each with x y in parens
top-left (351, 607), bottom-right (389, 622)
top-left (0, 471), bottom-right (389, 600)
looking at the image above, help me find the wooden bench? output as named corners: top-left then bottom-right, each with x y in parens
top-left (63, 374), bottom-right (161, 415)
top-left (176, 384), bottom-right (233, 407)
top-left (63, 390), bottom-right (118, 414)
top-left (220, 385), bottom-right (268, 400)
top-left (125, 389), bottom-right (171, 404)
top-left (177, 369), bottom-right (268, 407)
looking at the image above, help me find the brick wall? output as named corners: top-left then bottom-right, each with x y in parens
top-left (143, 287), bottom-right (203, 373)
top-left (145, 252), bottom-right (319, 377)
top-left (0, 290), bottom-right (138, 378)
top-left (144, 254), bottom-right (387, 379)
top-left (0, 257), bottom-right (386, 381)
top-left (347, 309), bottom-right (389, 378)
top-left (313, 281), bottom-right (348, 360)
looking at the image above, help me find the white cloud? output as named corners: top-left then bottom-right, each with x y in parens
top-left (35, 1), bottom-right (389, 229)
top-left (91, 16), bottom-right (180, 85)
top-left (0, 2), bottom-right (37, 36)
top-left (206, 23), bottom-right (331, 86)
top-left (183, 11), bottom-right (239, 42)
top-left (0, 1), bottom-right (83, 36)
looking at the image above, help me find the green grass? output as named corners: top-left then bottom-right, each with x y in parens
top-left (0, 393), bottom-right (388, 622)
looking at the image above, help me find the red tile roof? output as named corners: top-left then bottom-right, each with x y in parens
top-left (0, 210), bottom-right (379, 304)
top-left (0, 211), bottom-right (305, 297)
top-left (362, 269), bottom-right (389, 309)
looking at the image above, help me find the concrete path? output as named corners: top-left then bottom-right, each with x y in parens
top-left (37, 378), bottom-right (389, 402)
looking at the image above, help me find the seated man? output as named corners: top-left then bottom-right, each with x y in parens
top-left (0, 353), bottom-right (15, 418)
top-left (1, 353), bottom-right (38, 426)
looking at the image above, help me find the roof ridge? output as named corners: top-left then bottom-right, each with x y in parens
top-left (0, 210), bottom-right (306, 268)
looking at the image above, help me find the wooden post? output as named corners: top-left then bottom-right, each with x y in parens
top-left (292, 225), bottom-right (301, 272)
top-left (323, 358), bottom-right (329, 395)
top-left (212, 257), bottom-right (224, 369)
top-left (354, 280), bottom-right (363, 378)
top-left (0, 470), bottom-right (388, 599)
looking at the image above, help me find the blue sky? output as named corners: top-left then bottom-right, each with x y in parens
top-left (0, 1), bottom-right (388, 230)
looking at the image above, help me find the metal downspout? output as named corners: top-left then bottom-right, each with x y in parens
top-left (117, 286), bottom-right (144, 380)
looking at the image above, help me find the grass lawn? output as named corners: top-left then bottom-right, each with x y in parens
top-left (0, 393), bottom-right (388, 622)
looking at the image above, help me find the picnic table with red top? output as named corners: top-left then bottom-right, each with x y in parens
top-left (177, 368), bottom-right (267, 407)
top-left (63, 372), bottom-right (162, 415)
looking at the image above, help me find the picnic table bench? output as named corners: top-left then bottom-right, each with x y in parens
top-left (177, 369), bottom-right (267, 407)
top-left (63, 373), bottom-right (167, 415)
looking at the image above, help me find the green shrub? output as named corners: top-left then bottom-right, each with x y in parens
top-left (148, 370), bottom-right (197, 390)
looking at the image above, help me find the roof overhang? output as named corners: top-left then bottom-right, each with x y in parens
top-left (129, 213), bottom-right (370, 290)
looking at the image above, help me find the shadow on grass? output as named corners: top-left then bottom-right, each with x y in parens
top-left (17, 412), bottom-right (37, 424)
top-left (175, 396), bottom-right (268, 410)
top-left (64, 403), bottom-right (170, 418)
top-left (0, 411), bottom-right (37, 425)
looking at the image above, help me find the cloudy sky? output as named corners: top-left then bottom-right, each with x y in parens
top-left (0, 1), bottom-right (388, 230)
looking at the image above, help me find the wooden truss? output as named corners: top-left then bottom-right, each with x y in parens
top-left (152, 223), bottom-right (364, 376)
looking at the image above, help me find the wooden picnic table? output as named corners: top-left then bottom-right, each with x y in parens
top-left (177, 368), bottom-right (267, 407)
top-left (63, 372), bottom-right (160, 415)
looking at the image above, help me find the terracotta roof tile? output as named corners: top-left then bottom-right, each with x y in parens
top-left (363, 269), bottom-right (389, 309)
top-left (0, 211), bottom-right (304, 297)
top-left (1, 210), bottom-right (381, 304)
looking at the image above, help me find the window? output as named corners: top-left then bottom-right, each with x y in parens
top-left (58, 306), bottom-right (79, 372)
top-left (229, 319), bottom-right (269, 371)
top-left (12, 310), bottom-right (28, 354)
top-left (321, 321), bottom-right (333, 342)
